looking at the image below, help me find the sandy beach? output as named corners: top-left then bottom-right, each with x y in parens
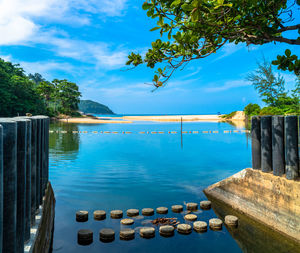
top-left (58, 118), bottom-right (133, 124)
top-left (121, 114), bottom-right (222, 122)
top-left (57, 112), bottom-right (246, 126)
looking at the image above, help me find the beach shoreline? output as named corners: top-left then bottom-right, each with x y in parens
top-left (56, 113), bottom-right (246, 125)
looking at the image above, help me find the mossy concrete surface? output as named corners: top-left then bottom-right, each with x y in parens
top-left (204, 168), bottom-right (300, 243)
top-left (31, 182), bottom-right (55, 253)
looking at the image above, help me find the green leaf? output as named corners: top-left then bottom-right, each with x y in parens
top-left (285, 49), bottom-right (291, 57)
top-left (171, 0), bottom-right (181, 7)
top-left (150, 27), bottom-right (161, 31)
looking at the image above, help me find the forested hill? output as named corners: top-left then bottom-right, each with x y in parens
top-left (79, 100), bottom-right (115, 115)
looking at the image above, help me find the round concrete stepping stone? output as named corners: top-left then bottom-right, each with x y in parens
top-left (121, 218), bottom-right (134, 225)
top-left (159, 225), bottom-right (174, 237)
top-left (171, 205), bottom-right (183, 213)
top-left (209, 218), bottom-right (223, 230)
top-left (94, 210), bottom-right (106, 221)
top-left (76, 211), bottom-right (88, 222)
top-left (120, 229), bottom-right (135, 240)
top-left (184, 214), bottom-right (197, 221)
top-left (177, 224), bottom-right (192, 234)
top-left (127, 209), bottom-right (139, 217)
top-left (110, 210), bottom-right (123, 219)
top-left (186, 202), bottom-right (198, 211)
top-left (77, 229), bottom-right (93, 245)
top-left (140, 227), bottom-right (155, 238)
top-left (142, 208), bottom-right (154, 216)
top-left (156, 207), bottom-right (168, 214)
top-left (193, 221), bottom-right (207, 232)
top-left (99, 228), bottom-right (115, 242)
top-left (225, 215), bottom-right (238, 227)
top-left (200, 200), bottom-right (211, 210)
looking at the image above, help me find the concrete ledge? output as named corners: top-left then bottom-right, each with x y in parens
top-left (204, 168), bottom-right (300, 243)
top-left (24, 182), bottom-right (55, 253)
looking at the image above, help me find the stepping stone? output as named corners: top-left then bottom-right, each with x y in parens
top-left (156, 207), bottom-right (168, 214)
top-left (142, 208), bottom-right (154, 216)
top-left (209, 218), bottom-right (223, 230)
top-left (225, 215), bottom-right (238, 227)
top-left (94, 210), bottom-right (106, 221)
top-left (184, 214), bottom-right (197, 221)
top-left (127, 209), bottom-right (139, 217)
top-left (200, 201), bottom-right (211, 210)
top-left (121, 218), bottom-right (134, 225)
top-left (110, 210), bottom-right (123, 219)
top-left (76, 211), bottom-right (88, 222)
top-left (186, 202), bottom-right (198, 211)
top-left (77, 229), bottom-right (93, 245)
top-left (177, 224), bottom-right (192, 234)
top-left (120, 229), bottom-right (135, 240)
top-left (193, 221), bottom-right (207, 232)
top-left (99, 228), bottom-right (115, 242)
top-left (171, 205), bottom-right (183, 213)
top-left (159, 225), bottom-right (174, 237)
top-left (140, 227), bottom-right (155, 238)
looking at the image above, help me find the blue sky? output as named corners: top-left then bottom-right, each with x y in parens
top-left (0, 0), bottom-right (299, 114)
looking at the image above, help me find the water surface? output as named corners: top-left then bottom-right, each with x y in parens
top-left (50, 121), bottom-right (251, 253)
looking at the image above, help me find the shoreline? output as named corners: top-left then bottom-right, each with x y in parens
top-left (56, 112), bottom-right (246, 125)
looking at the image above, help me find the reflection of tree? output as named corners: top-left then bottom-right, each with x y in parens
top-left (49, 122), bottom-right (80, 156)
top-left (206, 196), bottom-right (299, 253)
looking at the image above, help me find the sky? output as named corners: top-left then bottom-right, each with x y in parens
top-left (0, 0), bottom-right (299, 114)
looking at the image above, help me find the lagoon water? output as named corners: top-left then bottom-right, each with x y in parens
top-left (49, 120), bottom-right (251, 253)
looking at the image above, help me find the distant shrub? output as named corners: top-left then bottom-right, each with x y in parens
top-left (244, 103), bottom-right (261, 117)
top-left (259, 106), bottom-right (284, 115)
top-left (221, 111), bottom-right (237, 119)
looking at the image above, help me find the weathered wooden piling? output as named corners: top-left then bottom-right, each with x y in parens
top-left (30, 118), bottom-right (37, 225)
top-left (261, 116), bottom-right (272, 172)
top-left (0, 124), bottom-right (3, 253)
top-left (251, 116), bottom-right (261, 170)
top-left (272, 116), bottom-right (285, 176)
top-left (14, 118), bottom-right (29, 253)
top-left (23, 119), bottom-right (32, 243)
top-left (42, 117), bottom-right (50, 198)
top-left (0, 119), bottom-right (17, 253)
top-left (32, 116), bottom-right (41, 211)
top-left (285, 116), bottom-right (299, 180)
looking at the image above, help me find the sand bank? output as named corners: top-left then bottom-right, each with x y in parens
top-left (58, 118), bottom-right (132, 124)
top-left (120, 115), bottom-right (222, 122)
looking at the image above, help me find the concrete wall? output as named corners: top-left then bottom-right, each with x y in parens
top-left (31, 183), bottom-right (55, 253)
top-left (204, 168), bottom-right (300, 243)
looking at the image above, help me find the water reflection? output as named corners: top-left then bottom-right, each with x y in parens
top-left (50, 122), bottom-right (80, 158)
top-left (206, 196), bottom-right (300, 253)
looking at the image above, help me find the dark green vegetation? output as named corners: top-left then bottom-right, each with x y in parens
top-left (127, 0), bottom-right (299, 87)
top-left (79, 100), bottom-right (114, 115)
top-left (244, 60), bottom-right (299, 117)
top-left (0, 58), bottom-right (81, 117)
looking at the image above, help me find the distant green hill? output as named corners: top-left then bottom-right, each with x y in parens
top-left (79, 100), bottom-right (115, 115)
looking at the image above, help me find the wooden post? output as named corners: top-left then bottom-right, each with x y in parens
top-left (251, 116), bottom-right (261, 170)
top-left (0, 119), bottom-right (17, 253)
top-left (272, 116), bottom-right (285, 176)
top-left (285, 116), bottom-right (299, 180)
top-left (261, 116), bottom-right (272, 172)
top-left (0, 124), bottom-right (3, 253)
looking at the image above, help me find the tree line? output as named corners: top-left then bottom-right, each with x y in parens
top-left (0, 58), bottom-right (81, 117)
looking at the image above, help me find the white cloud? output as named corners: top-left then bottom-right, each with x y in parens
top-left (20, 61), bottom-right (74, 77)
top-left (0, 0), bottom-right (128, 45)
top-left (205, 80), bottom-right (251, 92)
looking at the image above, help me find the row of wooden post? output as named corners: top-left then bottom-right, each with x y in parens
top-left (0, 116), bottom-right (50, 253)
top-left (251, 115), bottom-right (299, 180)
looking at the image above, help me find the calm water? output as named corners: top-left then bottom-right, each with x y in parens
top-left (49, 121), bottom-right (252, 253)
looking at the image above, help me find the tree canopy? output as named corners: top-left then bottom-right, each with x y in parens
top-left (0, 58), bottom-right (82, 117)
top-left (127, 0), bottom-right (300, 87)
top-left (246, 59), bottom-right (299, 115)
